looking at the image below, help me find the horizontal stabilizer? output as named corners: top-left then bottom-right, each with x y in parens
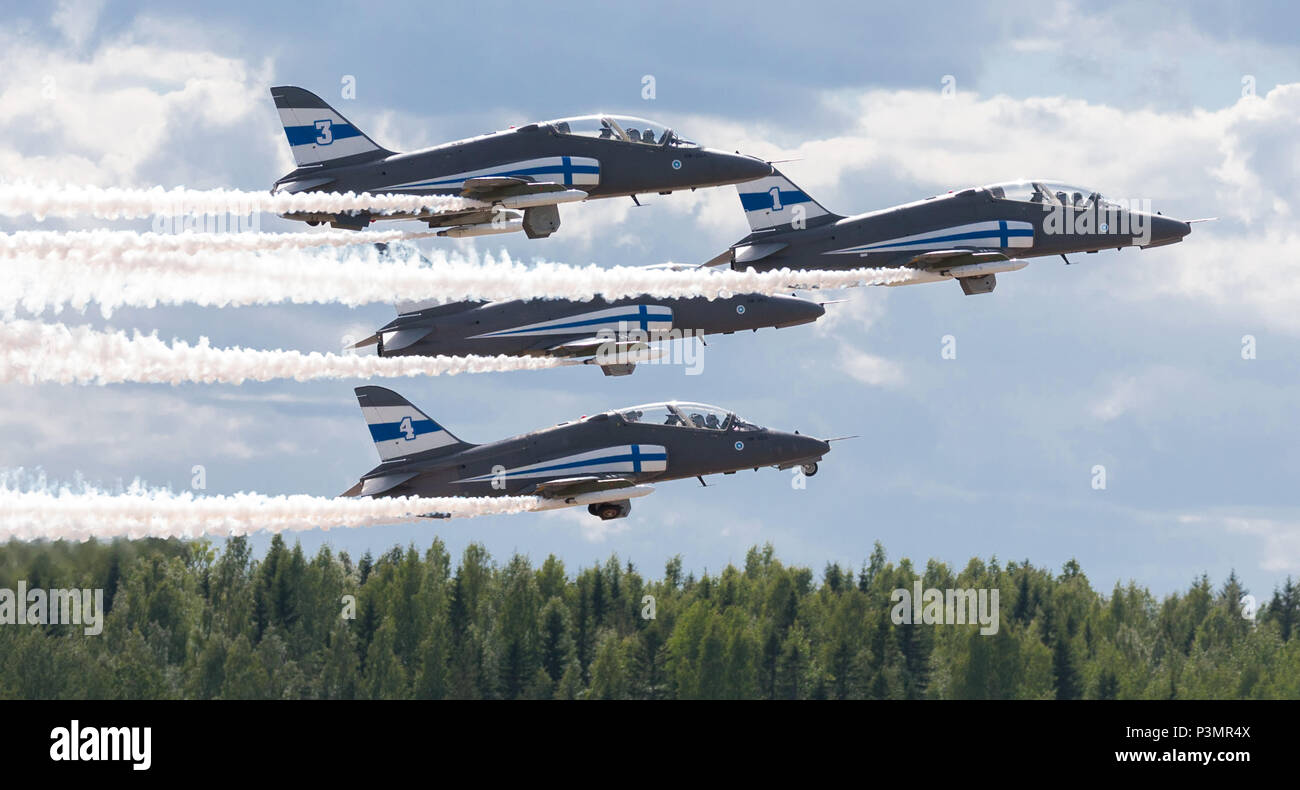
top-left (344, 472), bottom-right (420, 498)
top-left (381, 327), bottom-right (435, 352)
top-left (734, 242), bottom-right (789, 264)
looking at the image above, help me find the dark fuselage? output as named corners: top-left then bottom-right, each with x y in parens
top-left (275, 124), bottom-right (772, 224)
top-left (373, 293), bottom-right (825, 359)
top-left (731, 186), bottom-right (1192, 273)
top-left (358, 411), bottom-right (829, 499)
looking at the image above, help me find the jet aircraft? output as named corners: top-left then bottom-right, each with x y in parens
top-left (270, 86), bottom-right (773, 237)
top-left (350, 266), bottom-right (827, 376)
top-left (707, 169), bottom-right (1201, 294)
top-left (342, 387), bottom-right (832, 520)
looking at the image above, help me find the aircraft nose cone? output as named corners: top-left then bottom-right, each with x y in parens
top-left (738, 154), bottom-right (775, 181)
top-left (1143, 214), bottom-right (1192, 247)
top-left (784, 297), bottom-right (826, 327)
top-left (788, 433), bottom-right (830, 461)
top-left (706, 150), bottom-right (773, 185)
top-left (1159, 215), bottom-right (1192, 241)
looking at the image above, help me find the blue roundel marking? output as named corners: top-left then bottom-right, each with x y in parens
top-left (1100, 222), bottom-right (1109, 232)
top-left (734, 441), bottom-right (744, 451)
top-left (671, 159), bottom-right (682, 170)
top-left (736, 304), bottom-right (746, 315)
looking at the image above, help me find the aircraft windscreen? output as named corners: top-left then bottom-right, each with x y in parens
top-left (985, 180), bottom-right (1106, 206)
top-left (546, 115), bottom-right (697, 147)
top-left (619, 402), bottom-right (737, 430)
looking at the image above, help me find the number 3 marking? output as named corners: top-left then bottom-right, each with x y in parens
top-left (315, 119), bottom-right (333, 145)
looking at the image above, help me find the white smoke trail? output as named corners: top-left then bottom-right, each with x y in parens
top-left (0, 320), bottom-right (571, 385)
top-left (1, 243), bottom-right (921, 317)
top-left (0, 229), bottom-right (443, 259)
top-left (0, 182), bottom-right (484, 221)
top-left (0, 479), bottom-right (541, 542)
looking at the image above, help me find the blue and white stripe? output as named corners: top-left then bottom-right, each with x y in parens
top-left (277, 107), bottom-right (381, 166)
top-left (385, 156), bottom-right (601, 191)
top-left (454, 444), bottom-right (668, 484)
top-left (830, 220), bottom-right (1034, 256)
top-left (361, 404), bottom-right (458, 461)
top-left (469, 304), bottom-right (673, 339)
top-left (738, 173), bottom-right (832, 231)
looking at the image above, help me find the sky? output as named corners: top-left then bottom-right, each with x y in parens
top-left (1, 0), bottom-right (1298, 597)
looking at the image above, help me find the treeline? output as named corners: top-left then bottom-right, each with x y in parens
top-left (0, 536), bottom-right (1297, 699)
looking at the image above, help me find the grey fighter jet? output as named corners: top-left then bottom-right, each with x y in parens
top-left (342, 387), bottom-right (832, 520)
top-left (349, 268), bottom-right (827, 376)
top-left (707, 169), bottom-right (1202, 294)
top-left (270, 86), bottom-right (772, 237)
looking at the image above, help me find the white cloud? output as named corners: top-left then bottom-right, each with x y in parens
top-left (1180, 513), bottom-right (1300, 575)
top-left (539, 506), bottom-right (631, 543)
top-left (1090, 375), bottom-right (1142, 422)
top-left (837, 345), bottom-right (904, 389)
top-left (0, 16), bottom-right (275, 188)
top-left (813, 288), bottom-right (889, 336)
top-left (51, 0), bottom-right (105, 48)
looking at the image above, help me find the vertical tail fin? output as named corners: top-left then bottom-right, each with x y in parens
top-left (271, 85), bottom-right (392, 168)
top-left (355, 386), bottom-right (471, 461)
top-left (736, 168), bottom-right (839, 232)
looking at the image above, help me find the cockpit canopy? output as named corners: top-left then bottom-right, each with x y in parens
top-left (614, 401), bottom-right (758, 431)
top-left (985, 180), bottom-right (1116, 207)
top-left (543, 115), bottom-right (698, 148)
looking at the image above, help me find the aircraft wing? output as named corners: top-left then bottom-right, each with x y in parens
top-left (528, 476), bottom-right (639, 500)
top-left (702, 241), bottom-right (789, 268)
top-left (419, 207), bottom-right (519, 229)
top-left (905, 249), bottom-right (1010, 270)
top-left (537, 336), bottom-right (651, 357)
top-left (459, 177), bottom-right (588, 204)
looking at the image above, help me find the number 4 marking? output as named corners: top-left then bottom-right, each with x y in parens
top-left (399, 416), bottom-right (415, 440)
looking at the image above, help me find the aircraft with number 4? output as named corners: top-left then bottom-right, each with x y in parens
top-left (269, 85), bottom-right (773, 237)
top-left (342, 386), bottom-right (833, 521)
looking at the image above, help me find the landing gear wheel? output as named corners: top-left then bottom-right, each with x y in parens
top-left (801, 463), bottom-right (819, 477)
top-left (590, 503), bottom-right (624, 520)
